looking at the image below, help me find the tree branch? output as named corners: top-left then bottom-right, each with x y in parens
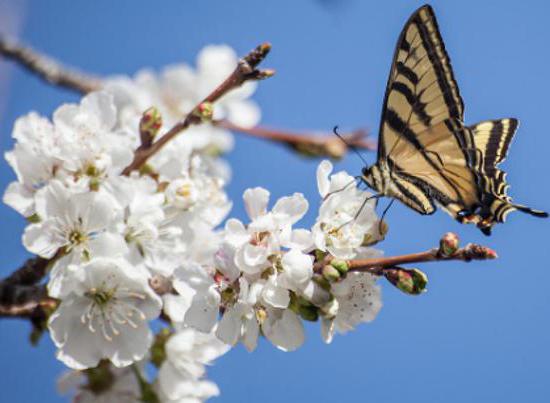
top-left (347, 242), bottom-right (497, 274)
top-left (1, 37), bottom-right (376, 162)
top-left (1, 256), bottom-right (50, 286)
top-left (0, 36), bottom-right (102, 93)
top-left (0, 283), bottom-right (55, 318)
top-left (120, 43), bottom-right (274, 175)
top-left (314, 232), bottom-right (497, 277)
top-left (215, 119), bottom-right (375, 159)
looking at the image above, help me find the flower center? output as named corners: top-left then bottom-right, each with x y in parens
top-left (81, 284), bottom-right (148, 342)
top-left (68, 229), bottom-right (88, 247)
top-left (176, 183), bottom-right (193, 198)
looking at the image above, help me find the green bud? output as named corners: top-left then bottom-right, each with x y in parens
top-left (439, 232), bottom-right (459, 257)
top-left (312, 274), bottom-right (331, 291)
top-left (314, 249), bottom-right (327, 262)
top-left (140, 107), bottom-right (162, 147)
top-left (193, 102), bottom-right (214, 122)
top-left (322, 265), bottom-right (340, 282)
top-left (331, 259), bottom-right (349, 275)
top-left (384, 267), bottom-right (428, 295)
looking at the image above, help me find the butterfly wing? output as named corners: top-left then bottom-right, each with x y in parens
top-left (375, 5), bottom-right (481, 220)
top-left (377, 4), bottom-right (464, 160)
top-left (469, 119), bottom-right (547, 234)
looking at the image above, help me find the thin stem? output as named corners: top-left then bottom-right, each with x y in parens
top-left (120, 43), bottom-right (274, 175)
top-left (0, 36), bottom-right (102, 93)
top-left (347, 242), bottom-right (497, 274)
top-left (215, 119), bottom-right (375, 159)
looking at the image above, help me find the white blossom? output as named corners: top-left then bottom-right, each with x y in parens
top-left (321, 267), bottom-right (383, 344)
top-left (157, 328), bottom-right (228, 402)
top-left (48, 258), bottom-right (162, 369)
top-left (313, 160), bottom-right (379, 259)
top-left (172, 262), bottom-right (220, 333)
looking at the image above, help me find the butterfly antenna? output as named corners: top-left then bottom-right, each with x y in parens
top-left (333, 126), bottom-right (370, 166)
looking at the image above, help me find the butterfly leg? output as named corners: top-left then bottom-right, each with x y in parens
top-left (378, 198), bottom-right (395, 235)
top-left (335, 193), bottom-right (382, 231)
top-left (323, 176), bottom-right (362, 201)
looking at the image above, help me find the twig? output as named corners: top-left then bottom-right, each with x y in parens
top-left (313, 233), bottom-right (497, 276)
top-left (215, 119), bottom-right (375, 159)
top-left (120, 43), bottom-right (274, 175)
top-left (0, 36), bottom-right (102, 93)
top-left (347, 243), bottom-right (497, 274)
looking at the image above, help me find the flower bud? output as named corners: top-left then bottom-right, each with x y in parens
top-left (384, 267), bottom-right (428, 295)
top-left (439, 232), bottom-right (459, 257)
top-left (464, 243), bottom-right (498, 260)
top-left (331, 259), bottom-right (349, 276)
top-left (312, 274), bottom-right (331, 291)
top-left (322, 265), bottom-right (340, 282)
top-left (139, 107), bottom-right (162, 148)
top-left (193, 102), bottom-right (214, 122)
top-left (256, 68), bottom-right (276, 80)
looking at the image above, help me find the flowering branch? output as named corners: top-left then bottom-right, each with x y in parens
top-left (215, 119), bottom-right (375, 159)
top-left (1, 37), bottom-right (376, 161)
top-left (0, 36), bottom-right (102, 93)
top-left (121, 43), bottom-right (274, 175)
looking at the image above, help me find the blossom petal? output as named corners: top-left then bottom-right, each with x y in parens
top-left (316, 160), bottom-right (333, 198)
top-left (263, 309), bottom-right (305, 352)
top-left (243, 187), bottom-right (269, 220)
top-left (272, 193), bottom-right (308, 226)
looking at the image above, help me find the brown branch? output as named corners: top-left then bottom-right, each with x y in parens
top-left (121, 43), bottom-right (274, 175)
top-left (215, 119), bottom-right (376, 159)
top-left (0, 283), bottom-right (56, 318)
top-left (1, 256), bottom-right (50, 286)
top-left (347, 243), bottom-right (497, 274)
top-left (0, 37), bottom-right (375, 161)
top-left (314, 233), bottom-right (497, 276)
top-left (0, 36), bottom-right (102, 93)
top-left (348, 234), bottom-right (497, 275)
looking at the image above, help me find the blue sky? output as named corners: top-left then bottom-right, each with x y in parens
top-left (0, 1), bottom-right (549, 402)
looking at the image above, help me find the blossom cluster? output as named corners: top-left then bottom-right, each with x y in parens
top-left (4, 45), bottom-right (384, 402)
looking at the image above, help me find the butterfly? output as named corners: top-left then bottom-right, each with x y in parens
top-left (360, 4), bottom-right (547, 235)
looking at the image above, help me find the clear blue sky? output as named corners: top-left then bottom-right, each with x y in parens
top-left (1, 1), bottom-right (549, 402)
